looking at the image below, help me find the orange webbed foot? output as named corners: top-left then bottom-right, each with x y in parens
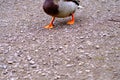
top-left (44, 24), bottom-right (54, 29)
top-left (67, 14), bottom-right (75, 25)
top-left (44, 17), bottom-right (55, 29)
top-left (67, 20), bottom-right (75, 25)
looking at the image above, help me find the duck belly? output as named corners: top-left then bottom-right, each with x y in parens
top-left (56, 2), bottom-right (78, 18)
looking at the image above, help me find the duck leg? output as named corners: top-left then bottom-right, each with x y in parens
top-left (67, 14), bottom-right (75, 25)
top-left (44, 17), bottom-right (55, 29)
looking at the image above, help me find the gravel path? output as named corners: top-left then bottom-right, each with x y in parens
top-left (0, 0), bottom-right (120, 80)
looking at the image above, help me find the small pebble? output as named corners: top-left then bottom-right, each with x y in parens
top-left (10, 77), bottom-right (17, 80)
top-left (27, 56), bottom-right (32, 61)
top-left (56, 46), bottom-right (63, 52)
top-left (7, 61), bottom-right (14, 64)
top-left (80, 36), bottom-right (84, 39)
top-left (31, 64), bottom-right (37, 68)
top-left (32, 37), bottom-right (37, 41)
top-left (0, 65), bottom-right (7, 69)
top-left (66, 64), bottom-right (74, 67)
top-left (20, 30), bottom-right (24, 33)
top-left (79, 62), bottom-right (84, 66)
top-left (54, 75), bottom-right (61, 80)
top-left (35, 49), bottom-right (39, 52)
top-left (29, 60), bottom-right (35, 65)
top-left (95, 45), bottom-right (100, 49)
top-left (77, 45), bottom-right (84, 49)
top-left (85, 70), bottom-right (91, 72)
top-left (41, 73), bottom-right (46, 76)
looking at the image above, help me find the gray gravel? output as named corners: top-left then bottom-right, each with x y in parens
top-left (0, 0), bottom-right (120, 80)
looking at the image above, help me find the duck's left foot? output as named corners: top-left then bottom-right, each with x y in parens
top-left (67, 20), bottom-right (74, 25)
top-left (44, 24), bottom-right (54, 29)
top-left (44, 17), bottom-right (55, 29)
top-left (67, 14), bottom-right (75, 25)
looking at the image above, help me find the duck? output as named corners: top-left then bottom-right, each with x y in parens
top-left (43, 0), bottom-right (81, 29)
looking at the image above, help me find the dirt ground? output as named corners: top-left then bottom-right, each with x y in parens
top-left (0, 0), bottom-right (120, 80)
